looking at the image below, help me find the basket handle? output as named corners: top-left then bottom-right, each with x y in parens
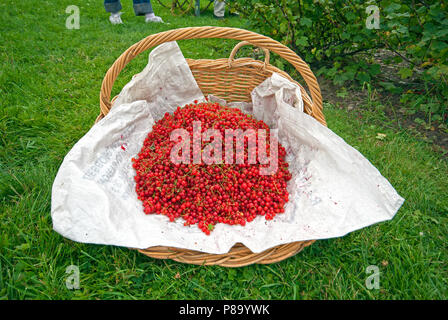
top-left (228, 41), bottom-right (270, 70)
top-left (99, 26), bottom-right (324, 125)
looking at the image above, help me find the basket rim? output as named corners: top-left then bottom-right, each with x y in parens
top-left (99, 26), bottom-right (325, 126)
top-left (97, 27), bottom-right (325, 267)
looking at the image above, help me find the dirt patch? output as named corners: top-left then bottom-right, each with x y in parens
top-left (318, 76), bottom-right (448, 158)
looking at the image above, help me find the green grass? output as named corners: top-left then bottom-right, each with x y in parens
top-left (0, 0), bottom-right (447, 300)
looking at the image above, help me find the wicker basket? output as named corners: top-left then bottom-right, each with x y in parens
top-left (97, 26), bottom-right (326, 267)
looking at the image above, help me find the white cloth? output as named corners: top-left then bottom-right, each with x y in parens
top-left (214, 0), bottom-right (226, 17)
top-left (51, 42), bottom-right (404, 254)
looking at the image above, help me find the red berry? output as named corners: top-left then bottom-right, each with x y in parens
top-left (132, 101), bottom-right (291, 235)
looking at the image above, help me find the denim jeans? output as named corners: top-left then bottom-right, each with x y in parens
top-left (104, 0), bottom-right (154, 15)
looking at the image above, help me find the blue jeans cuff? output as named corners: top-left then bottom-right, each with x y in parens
top-left (134, 3), bottom-right (153, 15)
top-left (104, 1), bottom-right (122, 13)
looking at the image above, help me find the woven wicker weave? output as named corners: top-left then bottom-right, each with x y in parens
top-left (97, 26), bottom-right (325, 267)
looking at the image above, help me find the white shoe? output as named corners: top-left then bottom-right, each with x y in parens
top-left (109, 12), bottom-right (123, 24)
top-left (145, 15), bottom-right (163, 23)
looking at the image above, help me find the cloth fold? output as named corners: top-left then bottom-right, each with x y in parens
top-left (51, 42), bottom-right (404, 254)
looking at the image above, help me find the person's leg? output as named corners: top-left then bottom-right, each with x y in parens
top-left (104, 0), bottom-right (122, 13)
top-left (133, 0), bottom-right (163, 22)
top-left (104, 0), bottom-right (123, 24)
top-left (132, 0), bottom-right (153, 15)
top-left (214, 0), bottom-right (226, 18)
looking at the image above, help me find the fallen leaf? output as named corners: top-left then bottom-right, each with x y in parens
top-left (376, 133), bottom-right (387, 141)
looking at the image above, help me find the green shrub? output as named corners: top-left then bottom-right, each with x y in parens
top-left (232, 0), bottom-right (448, 123)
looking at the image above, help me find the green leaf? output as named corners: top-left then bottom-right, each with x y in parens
top-left (336, 88), bottom-right (348, 98)
top-left (353, 34), bottom-right (364, 42)
top-left (341, 32), bottom-right (351, 40)
top-left (316, 66), bottom-right (328, 77)
top-left (295, 36), bottom-right (308, 47)
top-left (428, 103), bottom-right (441, 113)
top-left (356, 71), bottom-right (371, 83)
top-left (398, 68), bottom-right (413, 79)
top-left (15, 243), bottom-right (31, 251)
top-left (426, 65), bottom-right (448, 79)
top-left (279, 21), bottom-right (288, 33)
top-left (342, 69), bottom-right (356, 81)
top-left (432, 40), bottom-right (448, 51)
top-left (414, 118), bottom-right (425, 125)
top-left (435, 28), bottom-right (448, 39)
top-left (344, 11), bottom-right (356, 21)
top-left (274, 60), bottom-right (284, 70)
top-left (368, 64), bottom-right (381, 76)
top-left (385, 3), bottom-right (401, 14)
top-left (300, 17), bottom-right (312, 27)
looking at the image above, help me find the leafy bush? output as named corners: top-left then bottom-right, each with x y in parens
top-left (232, 0), bottom-right (448, 123)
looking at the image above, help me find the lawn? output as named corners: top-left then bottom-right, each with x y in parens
top-left (0, 0), bottom-right (447, 300)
